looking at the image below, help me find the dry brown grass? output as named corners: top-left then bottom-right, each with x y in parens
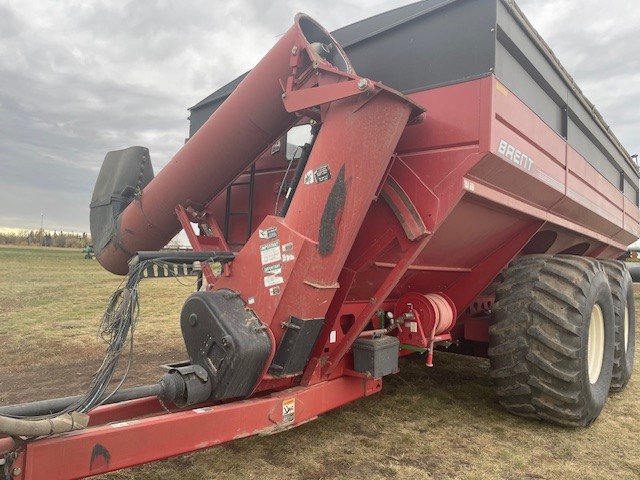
top-left (0, 246), bottom-right (188, 364)
top-left (1, 246), bottom-right (639, 479)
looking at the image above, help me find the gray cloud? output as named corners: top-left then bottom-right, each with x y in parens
top-left (0, 0), bottom-right (638, 235)
top-left (518, 0), bottom-right (640, 158)
top-left (0, 3), bottom-right (22, 38)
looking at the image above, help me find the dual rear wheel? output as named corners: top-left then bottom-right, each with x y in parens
top-left (489, 255), bottom-right (635, 427)
top-left (601, 260), bottom-right (636, 392)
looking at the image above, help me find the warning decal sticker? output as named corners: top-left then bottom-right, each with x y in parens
top-left (314, 164), bottom-right (331, 183)
top-left (263, 263), bottom-right (282, 275)
top-left (259, 226), bottom-right (278, 240)
top-left (282, 398), bottom-right (295, 424)
top-left (303, 170), bottom-right (315, 185)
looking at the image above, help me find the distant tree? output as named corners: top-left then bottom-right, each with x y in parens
top-left (168, 236), bottom-right (183, 250)
top-left (0, 229), bottom-right (91, 248)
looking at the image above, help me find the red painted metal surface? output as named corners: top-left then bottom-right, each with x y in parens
top-left (96, 14), bottom-right (353, 274)
top-left (1, 13), bottom-right (428, 478)
top-left (4, 377), bottom-right (381, 480)
top-left (394, 293), bottom-right (456, 349)
top-left (290, 73), bottom-right (638, 380)
top-left (323, 235), bottom-right (430, 376)
top-left (212, 72), bottom-right (423, 387)
top-left (175, 205), bottom-right (218, 284)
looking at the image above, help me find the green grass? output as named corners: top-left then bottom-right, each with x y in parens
top-left (0, 246), bottom-right (190, 367)
top-left (1, 246), bottom-right (639, 479)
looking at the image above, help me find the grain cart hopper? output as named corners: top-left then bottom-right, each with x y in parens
top-left (1, 0), bottom-right (638, 478)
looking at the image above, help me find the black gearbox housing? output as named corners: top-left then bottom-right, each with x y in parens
top-left (180, 290), bottom-right (271, 401)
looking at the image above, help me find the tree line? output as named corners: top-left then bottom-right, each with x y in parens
top-left (0, 229), bottom-right (91, 248)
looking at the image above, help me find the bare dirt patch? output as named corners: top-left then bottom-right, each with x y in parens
top-left (0, 350), bottom-right (186, 406)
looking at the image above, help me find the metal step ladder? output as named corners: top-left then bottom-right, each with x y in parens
top-left (223, 164), bottom-right (256, 246)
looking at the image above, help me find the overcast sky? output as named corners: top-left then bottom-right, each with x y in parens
top-left (0, 0), bottom-right (638, 235)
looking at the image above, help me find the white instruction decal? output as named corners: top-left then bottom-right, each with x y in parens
top-left (330, 330), bottom-right (337, 344)
top-left (264, 275), bottom-right (284, 287)
top-left (463, 178), bottom-right (475, 192)
top-left (282, 253), bottom-right (295, 263)
top-left (260, 240), bottom-right (281, 265)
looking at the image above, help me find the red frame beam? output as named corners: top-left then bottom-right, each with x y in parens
top-left (6, 376), bottom-right (381, 480)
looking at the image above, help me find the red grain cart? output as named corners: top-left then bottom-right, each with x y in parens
top-left (1, 0), bottom-right (637, 478)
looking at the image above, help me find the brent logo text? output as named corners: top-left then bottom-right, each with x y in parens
top-left (497, 139), bottom-right (534, 171)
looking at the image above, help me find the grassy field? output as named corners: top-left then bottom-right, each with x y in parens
top-left (1, 246), bottom-right (639, 479)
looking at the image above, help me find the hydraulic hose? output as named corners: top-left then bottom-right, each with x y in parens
top-left (0, 384), bottom-right (163, 418)
top-left (0, 412), bottom-right (89, 437)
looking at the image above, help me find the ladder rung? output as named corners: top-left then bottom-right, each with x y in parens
top-left (224, 163), bottom-right (256, 243)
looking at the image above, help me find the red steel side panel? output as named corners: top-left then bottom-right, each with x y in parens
top-left (313, 75), bottom-right (637, 344)
top-left (623, 196), bottom-right (640, 243)
top-left (486, 77), bottom-right (638, 246)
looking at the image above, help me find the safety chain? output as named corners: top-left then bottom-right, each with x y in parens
top-left (2, 444), bottom-right (23, 480)
top-left (157, 396), bottom-right (172, 415)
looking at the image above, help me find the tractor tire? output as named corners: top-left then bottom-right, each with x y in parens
top-left (599, 260), bottom-right (635, 392)
top-left (489, 255), bottom-right (615, 427)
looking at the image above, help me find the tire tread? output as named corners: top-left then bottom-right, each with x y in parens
top-left (489, 254), bottom-right (613, 427)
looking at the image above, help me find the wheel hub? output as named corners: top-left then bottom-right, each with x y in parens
top-left (623, 304), bottom-right (630, 353)
top-left (588, 304), bottom-right (605, 384)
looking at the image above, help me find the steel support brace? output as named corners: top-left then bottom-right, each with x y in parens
top-left (282, 77), bottom-right (375, 112)
top-left (175, 205), bottom-right (219, 284)
top-left (6, 376), bottom-right (381, 480)
top-left (323, 235), bottom-right (431, 376)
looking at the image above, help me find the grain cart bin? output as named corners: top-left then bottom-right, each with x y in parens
top-left (1, 1), bottom-right (637, 478)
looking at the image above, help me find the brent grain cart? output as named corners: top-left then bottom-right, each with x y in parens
top-left (1, 0), bottom-right (637, 478)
